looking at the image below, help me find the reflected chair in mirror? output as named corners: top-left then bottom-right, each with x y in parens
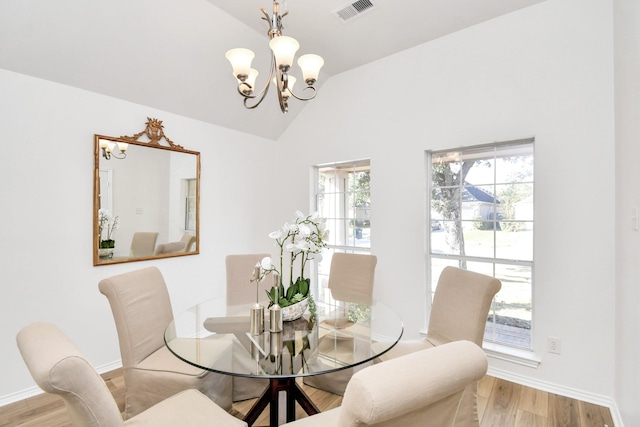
top-left (225, 253), bottom-right (271, 402)
top-left (16, 322), bottom-right (247, 427)
top-left (378, 266), bottom-right (501, 427)
top-left (304, 252), bottom-right (377, 395)
top-left (99, 266), bottom-right (233, 419)
top-left (181, 233), bottom-right (197, 252)
top-left (130, 232), bottom-right (158, 257)
top-left (282, 340), bottom-right (488, 427)
top-left (153, 241), bottom-right (186, 255)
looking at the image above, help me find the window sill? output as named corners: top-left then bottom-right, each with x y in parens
top-left (418, 330), bottom-right (540, 368)
top-left (482, 341), bottom-right (541, 368)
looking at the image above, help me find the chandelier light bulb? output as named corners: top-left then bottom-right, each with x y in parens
top-left (269, 36), bottom-right (300, 70)
top-left (225, 48), bottom-right (255, 80)
top-left (297, 54), bottom-right (324, 85)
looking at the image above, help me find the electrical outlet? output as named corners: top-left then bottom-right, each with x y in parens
top-left (548, 336), bottom-right (561, 354)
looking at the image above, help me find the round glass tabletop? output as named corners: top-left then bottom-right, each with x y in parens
top-left (164, 298), bottom-right (404, 379)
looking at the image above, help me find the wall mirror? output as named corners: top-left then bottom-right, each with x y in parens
top-left (93, 118), bottom-right (200, 266)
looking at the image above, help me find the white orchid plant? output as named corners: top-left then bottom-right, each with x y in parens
top-left (98, 209), bottom-right (119, 249)
top-left (252, 211), bottom-right (328, 307)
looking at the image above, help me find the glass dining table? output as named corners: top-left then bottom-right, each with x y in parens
top-left (164, 297), bottom-right (403, 426)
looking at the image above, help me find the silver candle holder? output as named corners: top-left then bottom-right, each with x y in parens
top-left (250, 262), bottom-right (266, 335)
top-left (269, 272), bottom-right (283, 333)
top-left (250, 303), bottom-right (265, 335)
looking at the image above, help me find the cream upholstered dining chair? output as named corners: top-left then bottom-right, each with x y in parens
top-left (326, 252), bottom-right (377, 305)
top-left (225, 253), bottom-right (272, 312)
top-left (16, 322), bottom-right (247, 427)
top-left (130, 232), bottom-right (158, 257)
top-left (153, 241), bottom-right (186, 255)
top-left (283, 340), bottom-right (487, 427)
top-left (225, 253), bottom-right (270, 401)
top-left (181, 233), bottom-right (197, 252)
top-left (99, 266), bottom-right (232, 419)
top-left (303, 252), bottom-right (377, 395)
top-left (378, 266), bottom-right (502, 427)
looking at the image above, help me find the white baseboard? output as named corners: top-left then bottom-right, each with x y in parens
top-left (0, 360), bottom-right (122, 408)
top-left (487, 366), bottom-right (624, 427)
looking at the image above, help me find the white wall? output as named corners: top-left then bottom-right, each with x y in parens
top-left (614, 0), bottom-right (640, 424)
top-left (278, 0), bottom-right (617, 407)
top-left (0, 68), bottom-right (279, 401)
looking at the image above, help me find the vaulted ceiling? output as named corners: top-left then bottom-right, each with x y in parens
top-left (0, 0), bottom-right (545, 140)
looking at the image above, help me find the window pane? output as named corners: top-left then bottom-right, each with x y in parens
top-left (430, 220), bottom-right (461, 255)
top-left (462, 227), bottom-right (495, 258)
top-left (496, 225), bottom-right (533, 261)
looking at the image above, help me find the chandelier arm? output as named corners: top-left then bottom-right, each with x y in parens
top-left (277, 83), bottom-right (288, 113)
top-left (240, 55), bottom-right (278, 109)
top-left (287, 86), bottom-right (318, 102)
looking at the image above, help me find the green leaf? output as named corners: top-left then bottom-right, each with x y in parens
top-left (286, 282), bottom-right (299, 300)
top-left (279, 297), bottom-right (290, 307)
top-left (298, 279), bottom-right (309, 297)
top-left (267, 287), bottom-right (276, 304)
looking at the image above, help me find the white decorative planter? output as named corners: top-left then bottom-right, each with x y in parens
top-left (281, 298), bottom-right (309, 322)
top-left (98, 248), bottom-right (115, 258)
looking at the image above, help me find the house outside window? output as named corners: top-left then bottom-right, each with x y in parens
top-left (314, 160), bottom-right (371, 302)
top-left (428, 139), bottom-right (534, 350)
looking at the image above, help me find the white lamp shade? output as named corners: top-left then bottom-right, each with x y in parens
top-left (225, 48), bottom-right (255, 79)
top-left (273, 75), bottom-right (296, 96)
top-left (246, 68), bottom-right (259, 89)
top-left (116, 142), bottom-right (128, 153)
top-left (269, 36), bottom-right (299, 69)
top-left (297, 54), bottom-right (324, 83)
top-left (238, 69), bottom-right (259, 93)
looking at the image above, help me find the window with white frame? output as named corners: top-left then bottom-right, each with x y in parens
top-left (184, 178), bottom-right (197, 233)
top-left (428, 140), bottom-right (534, 350)
top-left (314, 160), bottom-right (371, 302)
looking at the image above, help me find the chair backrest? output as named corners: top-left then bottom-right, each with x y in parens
top-left (225, 254), bottom-right (271, 307)
top-left (98, 266), bottom-right (174, 368)
top-left (154, 241), bottom-right (186, 255)
top-left (428, 266), bottom-right (502, 346)
top-left (16, 322), bottom-right (125, 427)
top-left (180, 234), bottom-right (197, 252)
top-left (130, 232), bottom-right (159, 257)
top-left (328, 253), bottom-right (377, 305)
top-left (338, 340), bottom-right (487, 427)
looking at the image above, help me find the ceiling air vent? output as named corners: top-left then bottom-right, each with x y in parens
top-left (333, 0), bottom-right (375, 23)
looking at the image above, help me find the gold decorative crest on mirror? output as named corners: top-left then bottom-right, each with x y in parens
top-left (94, 118), bottom-right (200, 266)
top-left (121, 117), bottom-right (184, 149)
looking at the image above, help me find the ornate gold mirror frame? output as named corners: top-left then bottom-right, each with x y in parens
top-left (93, 118), bottom-right (200, 266)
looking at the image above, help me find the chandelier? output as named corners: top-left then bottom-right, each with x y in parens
top-left (225, 1), bottom-right (324, 113)
top-left (99, 140), bottom-right (128, 160)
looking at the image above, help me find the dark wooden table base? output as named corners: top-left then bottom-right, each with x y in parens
top-left (244, 378), bottom-right (320, 426)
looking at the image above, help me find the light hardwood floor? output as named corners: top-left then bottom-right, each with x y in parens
top-left (0, 368), bottom-right (614, 427)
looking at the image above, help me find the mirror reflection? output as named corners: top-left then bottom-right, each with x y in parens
top-left (93, 119), bottom-right (200, 265)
